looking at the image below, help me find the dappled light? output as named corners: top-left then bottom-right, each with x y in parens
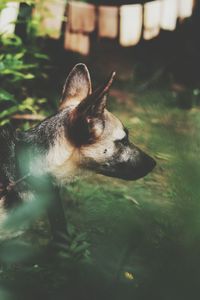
top-left (0, 0), bottom-right (200, 300)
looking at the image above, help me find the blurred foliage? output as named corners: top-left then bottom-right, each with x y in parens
top-left (55, 223), bottom-right (91, 263)
top-left (0, 1), bottom-right (35, 10)
top-left (0, 1), bottom-right (199, 299)
top-left (0, 0), bottom-right (50, 126)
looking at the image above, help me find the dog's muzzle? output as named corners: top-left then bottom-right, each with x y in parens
top-left (94, 145), bottom-right (156, 181)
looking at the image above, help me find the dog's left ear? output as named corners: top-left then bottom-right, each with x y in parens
top-left (59, 63), bottom-right (92, 109)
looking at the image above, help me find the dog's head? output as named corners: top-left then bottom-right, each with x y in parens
top-left (53, 63), bottom-right (156, 181)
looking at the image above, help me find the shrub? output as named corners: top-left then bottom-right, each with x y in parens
top-left (0, 0), bottom-right (50, 126)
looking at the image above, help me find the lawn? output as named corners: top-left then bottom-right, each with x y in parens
top-left (1, 73), bottom-right (200, 300)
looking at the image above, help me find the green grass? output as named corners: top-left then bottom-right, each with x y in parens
top-left (61, 86), bottom-right (200, 300)
top-left (1, 83), bottom-right (200, 300)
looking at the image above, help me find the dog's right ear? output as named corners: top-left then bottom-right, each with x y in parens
top-left (59, 63), bottom-right (92, 110)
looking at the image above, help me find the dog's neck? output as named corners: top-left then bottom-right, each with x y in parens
top-left (18, 106), bottom-right (82, 185)
top-left (45, 135), bottom-right (80, 185)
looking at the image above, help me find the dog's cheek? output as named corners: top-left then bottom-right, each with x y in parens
top-left (65, 114), bottom-right (104, 147)
top-left (79, 140), bottom-right (116, 164)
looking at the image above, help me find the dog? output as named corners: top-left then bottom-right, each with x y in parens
top-left (0, 63), bottom-right (156, 239)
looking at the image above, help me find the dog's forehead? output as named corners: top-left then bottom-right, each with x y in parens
top-left (104, 111), bottom-right (125, 140)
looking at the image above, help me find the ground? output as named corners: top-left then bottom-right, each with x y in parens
top-left (1, 72), bottom-right (200, 300)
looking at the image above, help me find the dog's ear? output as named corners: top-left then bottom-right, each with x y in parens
top-left (75, 71), bottom-right (116, 118)
top-left (59, 63), bottom-right (92, 110)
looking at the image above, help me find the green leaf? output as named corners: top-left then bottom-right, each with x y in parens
top-left (1, 34), bottom-right (22, 47)
top-left (73, 242), bottom-right (90, 254)
top-left (23, 73), bottom-right (35, 79)
top-left (0, 119), bottom-right (9, 126)
top-left (0, 89), bottom-right (15, 102)
top-left (0, 105), bottom-right (20, 119)
top-left (14, 52), bottom-right (24, 60)
top-left (73, 233), bottom-right (87, 243)
top-left (33, 53), bottom-right (49, 60)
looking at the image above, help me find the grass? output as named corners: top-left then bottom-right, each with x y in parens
top-left (61, 84), bottom-right (200, 300)
top-left (1, 76), bottom-right (200, 300)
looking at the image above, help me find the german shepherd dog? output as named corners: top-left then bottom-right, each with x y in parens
top-left (0, 64), bottom-right (156, 240)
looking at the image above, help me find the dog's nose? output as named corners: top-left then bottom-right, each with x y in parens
top-left (142, 153), bottom-right (156, 172)
top-left (138, 151), bottom-right (156, 178)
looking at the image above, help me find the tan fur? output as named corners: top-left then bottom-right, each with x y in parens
top-left (79, 110), bottom-right (126, 162)
top-left (44, 126), bottom-right (86, 184)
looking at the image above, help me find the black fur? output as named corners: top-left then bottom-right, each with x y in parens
top-left (18, 108), bottom-right (70, 153)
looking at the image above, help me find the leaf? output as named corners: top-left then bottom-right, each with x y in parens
top-left (0, 105), bottom-right (20, 119)
top-left (73, 233), bottom-right (87, 243)
top-left (14, 53), bottom-right (24, 60)
top-left (66, 223), bottom-right (76, 236)
top-left (0, 34), bottom-right (22, 47)
top-left (0, 89), bottom-right (16, 103)
top-left (0, 119), bottom-right (9, 126)
top-left (23, 73), bottom-right (35, 79)
top-left (73, 242), bottom-right (90, 254)
top-left (69, 240), bottom-right (79, 251)
top-left (33, 53), bottom-right (49, 60)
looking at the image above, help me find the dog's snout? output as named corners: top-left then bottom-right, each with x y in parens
top-left (121, 145), bottom-right (156, 180)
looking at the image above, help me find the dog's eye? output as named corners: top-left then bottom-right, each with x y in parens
top-left (120, 136), bottom-right (129, 146)
top-left (114, 128), bottom-right (129, 146)
top-left (115, 136), bottom-right (129, 146)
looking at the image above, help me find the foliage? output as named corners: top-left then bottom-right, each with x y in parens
top-left (0, 1), bottom-right (50, 126)
top-left (56, 223), bottom-right (91, 263)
